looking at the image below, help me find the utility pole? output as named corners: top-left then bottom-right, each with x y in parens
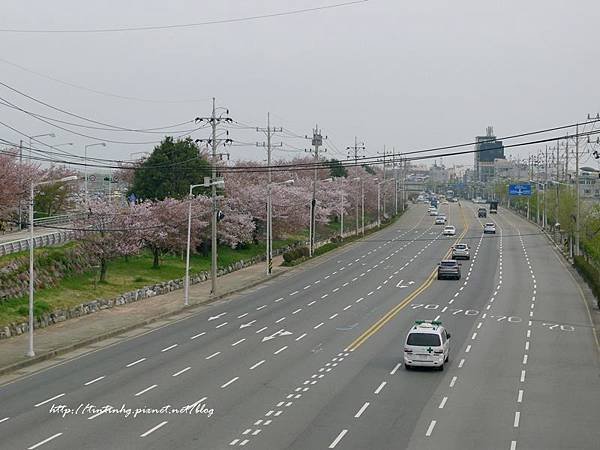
top-left (544, 146), bottom-right (548, 228)
top-left (18, 140), bottom-right (23, 230)
top-left (575, 123), bottom-right (580, 256)
top-left (393, 149), bottom-right (398, 215)
top-left (555, 141), bottom-right (560, 230)
top-left (377, 146), bottom-right (393, 218)
top-left (347, 137), bottom-right (366, 236)
top-left (257, 113), bottom-right (282, 275)
top-left (194, 98), bottom-right (232, 295)
top-left (306, 126), bottom-right (325, 256)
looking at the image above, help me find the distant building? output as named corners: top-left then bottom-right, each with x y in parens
top-left (578, 167), bottom-right (600, 199)
top-left (430, 163), bottom-right (449, 184)
top-left (474, 126), bottom-right (505, 182)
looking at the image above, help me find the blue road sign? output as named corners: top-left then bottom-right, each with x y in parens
top-left (509, 184), bottom-right (532, 196)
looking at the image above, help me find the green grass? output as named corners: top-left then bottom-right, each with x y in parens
top-left (0, 239), bottom-right (295, 327)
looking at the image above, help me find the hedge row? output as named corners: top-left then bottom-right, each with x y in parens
top-left (282, 246), bottom-right (310, 264)
top-left (573, 256), bottom-right (600, 308)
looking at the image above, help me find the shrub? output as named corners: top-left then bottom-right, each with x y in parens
top-left (282, 246), bottom-right (310, 264)
top-left (574, 256), bottom-right (600, 308)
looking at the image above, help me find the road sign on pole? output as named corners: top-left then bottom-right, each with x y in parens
top-left (509, 184), bottom-right (532, 196)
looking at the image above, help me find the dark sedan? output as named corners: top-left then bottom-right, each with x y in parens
top-left (437, 260), bottom-right (461, 280)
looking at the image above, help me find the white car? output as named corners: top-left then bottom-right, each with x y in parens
top-left (483, 222), bottom-right (496, 234)
top-left (435, 215), bottom-right (447, 225)
top-left (443, 225), bottom-right (456, 236)
top-left (404, 321), bottom-right (451, 370)
top-left (429, 209), bottom-right (438, 216)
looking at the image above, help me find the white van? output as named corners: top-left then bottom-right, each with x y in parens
top-left (404, 321), bottom-right (450, 370)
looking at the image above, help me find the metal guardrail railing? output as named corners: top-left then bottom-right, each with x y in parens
top-left (0, 231), bottom-right (74, 257)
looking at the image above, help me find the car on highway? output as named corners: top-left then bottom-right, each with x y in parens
top-left (451, 243), bottom-right (470, 259)
top-left (429, 209), bottom-right (438, 216)
top-left (435, 215), bottom-right (447, 224)
top-left (484, 222), bottom-right (496, 234)
top-left (443, 225), bottom-right (456, 236)
top-left (404, 320), bottom-right (450, 370)
top-left (437, 259), bottom-right (461, 280)
top-left (477, 207), bottom-right (487, 218)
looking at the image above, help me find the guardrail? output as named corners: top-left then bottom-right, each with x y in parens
top-left (0, 231), bottom-right (74, 257)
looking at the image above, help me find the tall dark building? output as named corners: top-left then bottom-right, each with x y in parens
top-left (474, 126), bottom-right (505, 182)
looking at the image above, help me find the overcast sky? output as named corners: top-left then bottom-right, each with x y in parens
top-left (1, 0), bottom-right (599, 171)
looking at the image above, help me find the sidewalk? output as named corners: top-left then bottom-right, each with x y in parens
top-left (0, 255), bottom-right (289, 378)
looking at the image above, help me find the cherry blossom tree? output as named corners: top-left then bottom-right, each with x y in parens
top-left (0, 150), bottom-right (39, 227)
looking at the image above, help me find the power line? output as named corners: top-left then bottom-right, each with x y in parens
top-left (0, 1), bottom-right (369, 34)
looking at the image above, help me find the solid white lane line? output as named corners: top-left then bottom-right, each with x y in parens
top-left (292, 308), bottom-right (302, 314)
top-left (84, 376), bottom-right (105, 386)
top-left (172, 367), bottom-right (191, 377)
top-left (221, 377), bottom-right (239, 389)
top-left (438, 397), bottom-right (448, 409)
top-left (215, 322), bottom-right (228, 329)
top-left (256, 326), bottom-right (268, 333)
top-left (206, 352), bottom-right (221, 360)
top-left (458, 358), bottom-right (465, 368)
top-left (274, 346), bottom-right (288, 355)
top-left (390, 363), bottom-right (402, 375)
top-left (296, 333), bottom-right (307, 341)
top-left (449, 376), bottom-right (458, 387)
top-left (27, 433), bottom-right (63, 449)
top-left (314, 322), bottom-right (324, 329)
top-left (354, 402), bottom-right (370, 418)
top-left (126, 358), bottom-right (146, 367)
top-left (135, 384), bottom-right (157, 397)
top-left (232, 338), bottom-right (246, 347)
top-left (517, 389), bottom-right (524, 403)
top-left (140, 421), bottom-right (168, 437)
top-left (425, 420), bottom-right (437, 437)
top-left (35, 393), bottom-right (65, 407)
top-left (329, 429), bottom-right (348, 448)
top-left (0, 417), bottom-right (9, 424)
top-left (161, 344), bottom-right (178, 352)
top-left (249, 360), bottom-right (265, 370)
top-left (374, 381), bottom-right (387, 394)
top-left (514, 411), bottom-right (520, 428)
top-left (190, 332), bottom-right (206, 340)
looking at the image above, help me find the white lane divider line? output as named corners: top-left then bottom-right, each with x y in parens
top-left (274, 297), bottom-right (284, 303)
top-left (256, 326), bottom-right (268, 334)
top-left (221, 377), bottom-right (239, 389)
top-left (275, 317), bottom-right (286, 324)
top-left (292, 308), bottom-right (302, 314)
top-left (249, 360), bottom-right (265, 370)
top-left (374, 381), bottom-right (387, 394)
top-left (465, 345), bottom-right (472, 353)
top-left (513, 411), bottom-right (521, 428)
top-left (274, 346), bottom-right (288, 355)
top-left (322, 294), bottom-right (329, 299)
top-left (161, 344), bottom-right (178, 352)
top-left (84, 376), bottom-right (105, 386)
top-left (35, 393), bottom-right (65, 407)
top-left (329, 429), bottom-right (348, 448)
top-left (237, 313), bottom-right (249, 319)
top-left (295, 333), bottom-right (307, 341)
top-left (425, 420), bottom-right (437, 437)
top-left (438, 397), bottom-right (448, 409)
top-left (303, 285), bottom-right (311, 290)
top-left (232, 338), bottom-right (246, 347)
top-left (390, 363), bottom-right (401, 375)
top-left (354, 402), bottom-right (370, 418)
top-left (329, 313), bottom-right (338, 320)
top-left (308, 301), bottom-right (316, 306)
top-left (172, 367), bottom-right (191, 377)
top-left (126, 358), bottom-right (146, 367)
top-left (458, 358), bottom-right (465, 368)
top-left (27, 433), bottom-right (63, 449)
top-left (135, 384), bottom-right (158, 397)
top-left (140, 421), bottom-right (168, 438)
top-left (290, 291), bottom-right (299, 296)
top-left (520, 370), bottom-right (526, 382)
top-left (449, 376), bottom-right (458, 388)
top-left (517, 389), bottom-right (524, 403)
top-left (215, 322), bottom-right (228, 329)
top-left (190, 332), bottom-right (206, 340)
top-left (510, 441), bottom-right (517, 450)
top-left (344, 305), bottom-right (352, 311)
top-left (206, 352), bottom-right (221, 360)
top-left (0, 417), bottom-right (10, 424)
top-left (314, 322), bottom-right (324, 329)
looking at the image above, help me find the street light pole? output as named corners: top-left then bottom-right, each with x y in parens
top-left (28, 175), bottom-right (77, 357)
top-left (575, 123), bottom-right (580, 256)
top-left (184, 184), bottom-right (203, 306)
top-left (84, 142), bottom-right (106, 205)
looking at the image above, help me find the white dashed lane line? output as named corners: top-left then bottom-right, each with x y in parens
top-left (126, 358), bottom-right (146, 367)
top-left (34, 393), bottom-right (65, 408)
top-left (84, 376), bottom-right (105, 386)
top-left (172, 367), bottom-right (191, 377)
top-left (161, 344), bottom-right (178, 352)
top-left (190, 332), bottom-right (206, 340)
top-left (27, 433), bottom-right (63, 449)
top-left (135, 384), bottom-right (157, 397)
top-left (374, 381), bottom-right (387, 394)
top-left (221, 377), bottom-right (239, 389)
top-left (329, 429), bottom-right (348, 448)
top-left (140, 421), bottom-right (168, 438)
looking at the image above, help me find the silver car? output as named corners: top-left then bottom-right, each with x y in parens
top-left (452, 243), bottom-right (470, 260)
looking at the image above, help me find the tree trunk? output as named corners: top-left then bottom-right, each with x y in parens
top-left (153, 248), bottom-right (160, 268)
top-left (99, 258), bottom-right (108, 283)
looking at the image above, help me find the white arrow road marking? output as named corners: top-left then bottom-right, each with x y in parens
top-left (208, 312), bottom-right (227, 321)
top-left (408, 281), bottom-right (415, 285)
top-left (240, 320), bottom-right (256, 329)
top-left (262, 329), bottom-right (292, 342)
top-left (395, 280), bottom-right (404, 287)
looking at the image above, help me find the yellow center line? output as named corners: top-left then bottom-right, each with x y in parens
top-left (346, 204), bottom-right (470, 352)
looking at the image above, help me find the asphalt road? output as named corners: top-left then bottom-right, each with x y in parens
top-left (0, 201), bottom-right (598, 450)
